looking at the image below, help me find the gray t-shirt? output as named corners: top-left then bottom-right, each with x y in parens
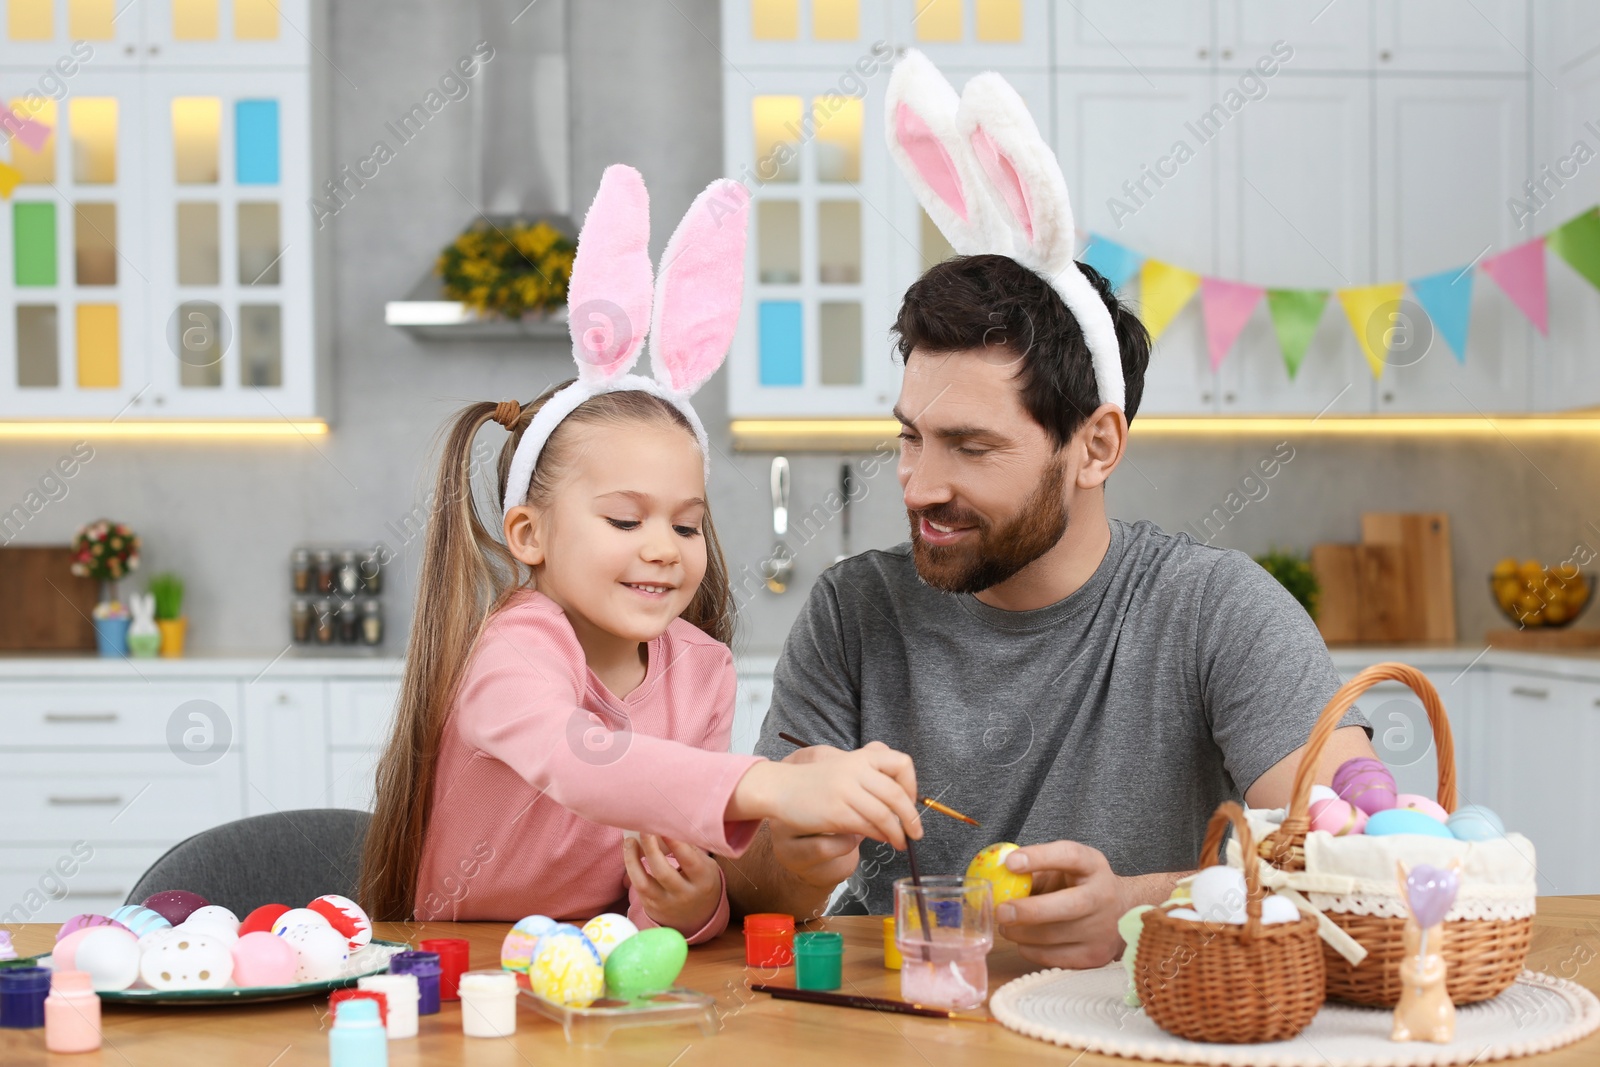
top-left (754, 517), bottom-right (1369, 916)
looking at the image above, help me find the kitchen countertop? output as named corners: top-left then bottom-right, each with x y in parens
top-left (4, 645), bottom-right (1600, 681)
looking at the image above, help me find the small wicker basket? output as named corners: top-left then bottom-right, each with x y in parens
top-left (1136, 802), bottom-right (1326, 1044)
top-left (1259, 662), bottom-right (1532, 1007)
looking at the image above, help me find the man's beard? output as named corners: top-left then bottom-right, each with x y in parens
top-left (908, 459), bottom-right (1069, 595)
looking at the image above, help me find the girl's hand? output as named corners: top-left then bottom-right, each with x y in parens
top-left (624, 834), bottom-right (722, 935)
top-left (730, 741), bottom-right (922, 849)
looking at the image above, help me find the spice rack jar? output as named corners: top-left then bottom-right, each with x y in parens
top-left (289, 545), bottom-right (386, 650)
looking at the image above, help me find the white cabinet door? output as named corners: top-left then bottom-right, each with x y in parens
top-left (1216, 0), bottom-right (1371, 73)
top-left (243, 680), bottom-right (327, 814)
top-left (1055, 0), bottom-right (1215, 72)
top-left (725, 67), bottom-right (901, 418)
top-left (1341, 667), bottom-right (1481, 804)
top-left (1531, 31), bottom-right (1600, 410)
top-left (1481, 670), bottom-right (1598, 896)
top-left (327, 679), bottom-right (399, 812)
top-left (1058, 72), bottom-right (1220, 414)
top-left (1373, 0), bottom-right (1529, 74)
top-left (0, 845), bottom-right (168, 925)
top-left (139, 69), bottom-right (315, 418)
top-left (1531, 0), bottom-right (1600, 75)
top-left (1217, 75), bottom-right (1373, 415)
top-left (1374, 76), bottom-right (1531, 412)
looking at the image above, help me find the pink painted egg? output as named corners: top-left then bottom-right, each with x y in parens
top-left (53, 927), bottom-right (101, 970)
top-left (1395, 793), bottom-right (1450, 822)
top-left (141, 890), bottom-right (210, 926)
top-left (56, 914), bottom-right (130, 942)
top-left (1309, 797), bottom-right (1368, 836)
top-left (231, 931), bottom-right (299, 987)
top-left (1331, 757), bottom-right (1397, 815)
top-left (306, 894), bottom-right (372, 951)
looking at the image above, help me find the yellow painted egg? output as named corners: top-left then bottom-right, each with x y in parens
top-left (966, 842), bottom-right (1032, 906)
top-left (581, 913), bottom-right (639, 962)
top-left (528, 927), bottom-right (604, 1008)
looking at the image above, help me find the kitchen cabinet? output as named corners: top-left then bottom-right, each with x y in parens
top-left (1055, 0), bottom-right (1216, 72)
top-left (0, 0), bottom-right (324, 421)
top-left (1216, 0), bottom-right (1371, 73)
top-left (1216, 75), bottom-right (1373, 415)
top-left (1057, 73), bottom-right (1220, 414)
top-left (1479, 668), bottom-right (1600, 898)
top-left (1373, 0), bottom-right (1529, 75)
top-left (1373, 76), bottom-right (1531, 412)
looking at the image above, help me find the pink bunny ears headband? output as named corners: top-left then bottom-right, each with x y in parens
top-left (886, 50), bottom-right (1124, 412)
top-left (501, 165), bottom-right (750, 518)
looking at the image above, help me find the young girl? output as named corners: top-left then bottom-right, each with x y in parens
top-left (359, 166), bottom-right (921, 941)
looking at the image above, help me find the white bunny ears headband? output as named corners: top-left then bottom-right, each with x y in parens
top-left (501, 165), bottom-right (750, 519)
top-left (886, 50), bottom-right (1125, 412)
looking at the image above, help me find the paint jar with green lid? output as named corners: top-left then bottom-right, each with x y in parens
top-left (794, 931), bottom-right (844, 991)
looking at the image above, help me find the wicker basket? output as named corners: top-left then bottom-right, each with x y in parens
top-left (1136, 802), bottom-right (1326, 1044)
top-left (1259, 661), bottom-right (1533, 1008)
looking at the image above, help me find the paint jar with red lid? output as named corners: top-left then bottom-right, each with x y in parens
top-left (743, 913), bottom-right (795, 966)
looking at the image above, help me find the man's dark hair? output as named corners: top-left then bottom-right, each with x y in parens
top-left (890, 255), bottom-right (1152, 447)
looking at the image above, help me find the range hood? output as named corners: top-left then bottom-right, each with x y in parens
top-left (386, 0), bottom-right (575, 340)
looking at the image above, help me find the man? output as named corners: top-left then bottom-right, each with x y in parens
top-left (724, 253), bottom-right (1375, 969)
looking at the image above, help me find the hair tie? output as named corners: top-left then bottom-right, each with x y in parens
top-left (491, 399), bottom-right (522, 430)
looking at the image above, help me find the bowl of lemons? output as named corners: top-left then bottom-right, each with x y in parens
top-left (1490, 559), bottom-right (1595, 627)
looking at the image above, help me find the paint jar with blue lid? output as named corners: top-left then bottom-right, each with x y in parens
top-left (0, 967), bottom-right (52, 1029)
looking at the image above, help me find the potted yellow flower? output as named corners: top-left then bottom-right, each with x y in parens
top-left (70, 519), bottom-right (140, 656)
top-left (149, 572), bottom-right (187, 657)
top-left (435, 219), bottom-right (575, 320)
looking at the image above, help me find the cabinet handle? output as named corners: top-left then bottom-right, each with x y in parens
top-left (1223, 392), bottom-right (1236, 403)
top-left (1221, 48), bottom-right (1233, 60)
top-left (1197, 47), bottom-right (1209, 59)
top-left (47, 795), bottom-right (123, 807)
top-left (1200, 391), bottom-right (1213, 403)
top-left (1510, 685), bottom-right (1549, 699)
top-left (1379, 49), bottom-right (1393, 62)
top-left (67, 888), bottom-right (129, 899)
top-left (44, 712), bottom-right (119, 724)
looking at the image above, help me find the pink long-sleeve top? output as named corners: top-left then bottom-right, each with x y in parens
top-left (414, 590), bottom-right (764, 941)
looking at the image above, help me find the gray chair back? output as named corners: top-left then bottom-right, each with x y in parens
top-left (125, 809), bottom-right (370, 915)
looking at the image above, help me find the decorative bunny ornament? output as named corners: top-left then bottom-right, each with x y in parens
top-left (885, 50), bottom-right (1125, 412)
top-left (1392, 859), bottom-right (1462, 1044)
top-left (127, 592), bottom-right (157, 637)
top-left (501, 164), bottom-right (751, 517)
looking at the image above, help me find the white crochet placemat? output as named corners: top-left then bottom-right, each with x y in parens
top-left (990, 966), bottom-right (1600, 1066)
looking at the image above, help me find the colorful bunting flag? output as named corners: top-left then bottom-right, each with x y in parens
top-left (1138, 260), bottom-right (1201, 342)
top-left (1408, 267), bottom-right (1474, 363)
top-left (1265, 289), bottom-right (1328, 380)
top-left (1080, 234), bottom-right (1143, 291)
top-left (0, 161), bottom-right (21, 199)
top-left (1547, 209), bottom-right (1600, 293)
top-left (1199, 278), bottom-right (1264, 372)
top-left (0, 105), bottom-right (51, 153)
top-left (1481, 237), bottom-right (1549, 335)
top-left (1337, 283), bottom-right (1406, 379)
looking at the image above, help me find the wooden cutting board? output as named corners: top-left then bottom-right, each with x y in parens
top-left (1361, 512), bottom-right (1457, 644)
top-left (0, 546), bottom-right (98, 651)
top-left (1310, 542), bottom-right (1415, 644)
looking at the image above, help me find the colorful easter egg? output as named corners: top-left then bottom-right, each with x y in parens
top-left (109, 904), bottom-right (172, 940)
top-left (581, 913), bottom-right (639, 962)
top-left (72, 927), bottom-right (141, 991)
top-left (271, 908), bottom-right (331, 938)
top-left (1365, 808), bottom-right (1455, 839)
top-left (279, 922), bottom-right (350, 982)
top-left (1309, 797), bottom-right (1369, 836)
top-left (1448, 804), bottom-right (1506, 842)
top-left (500, 914), bottom-right (557, 973)
top-left (306, 894), bottom-right (372, 951)
top-left (528, 930), bottom-right (604, 1007)
top-left (56, 914), bottom-right (130, 942)
top-left (603, 927), bottom-right (687, 1001)
top-left (239, 903), bottom-right (291, 936)
top-left (1189, 866), bottom-right (1247, 924)
top-left (53, 928), bottom-right (101, 971)
top-left (141, 889), bottom-right (210, 926)
top-left (966, 843), bottom-right (1033, 906)
top-left (139, 931), bottom-right (234, 990)
top-left (1332, 757), bottom-right (1398, 815)
top-left (1395, 793), bottom-right (1450, 823)
top-left (1309, 784), bottom-right (1339, 806)
top-left (231, 931), bottom-right (299, 987)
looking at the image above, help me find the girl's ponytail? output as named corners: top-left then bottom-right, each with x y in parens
top-left (359, 401), bottom-right (523, 921)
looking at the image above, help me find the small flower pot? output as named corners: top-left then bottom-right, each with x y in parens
top-left (127, 631), bottom-right (162, 658)
top-left (93, 616), bottom-right (130, 657)
top-left (157, 617), bottom-right (187, 658)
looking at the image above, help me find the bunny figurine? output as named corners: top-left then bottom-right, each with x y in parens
top-left (1391, 860), bottom-right (1462, 1044)
top-left (127, 591), bottom-right (161, 658)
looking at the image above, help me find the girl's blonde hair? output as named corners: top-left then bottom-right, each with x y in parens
top-left (358, 381), bottom-right (733, 920)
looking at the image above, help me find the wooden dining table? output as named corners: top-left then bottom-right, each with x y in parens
top-left (5, 900), bottom-right (1600, 1065)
